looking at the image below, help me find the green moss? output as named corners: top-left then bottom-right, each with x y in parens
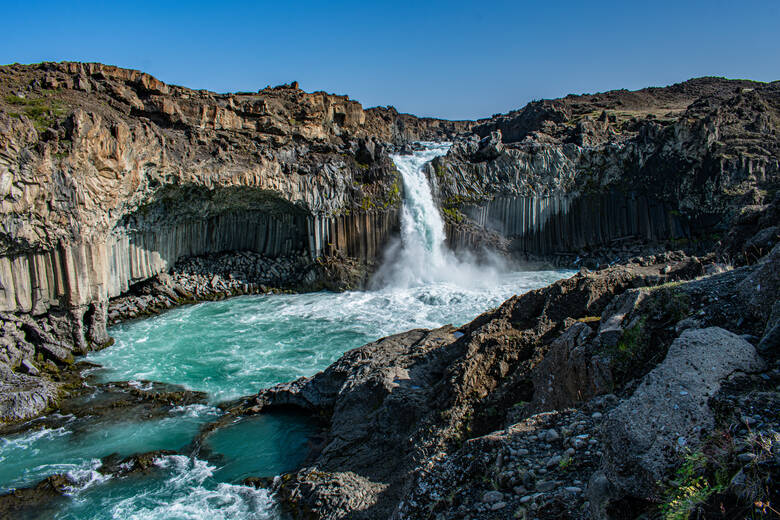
top-left (443, 193), bottom-right (487, 207)
top-left (441, 206), bottom-right (463, 222)
top-left (615, 316), bottom-right (647, 359)
top-left (646, 286), bottom-right (691, 322)
top-left (434, 162), bottom-right (447, 178)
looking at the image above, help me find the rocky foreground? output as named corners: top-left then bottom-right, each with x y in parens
top-left (216, 215), bottom-right (779, 519)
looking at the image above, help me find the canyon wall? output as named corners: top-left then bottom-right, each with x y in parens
top-left (433, 77), bottom-right (779, 260)
top-left (0, 62), bottom-right (470, 324)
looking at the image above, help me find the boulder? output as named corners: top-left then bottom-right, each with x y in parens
top-left (0, 363), bottom-right (60, 423)
top-left (473, 130), bottom-right (504, 161)
top-left (589, 327), bottom-right (765, 518)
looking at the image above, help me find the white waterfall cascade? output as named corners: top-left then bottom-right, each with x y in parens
top-left (372, 142), bottom-right (507, 289)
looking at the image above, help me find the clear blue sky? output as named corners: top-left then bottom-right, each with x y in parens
top-left (2, 1), bottom-right (778, 120)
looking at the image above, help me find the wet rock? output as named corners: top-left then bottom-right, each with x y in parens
top-left (0, 363), bottom-right (60, 423)
top-left (0, 474), bottom-right (73, 517)
top-left (99, 449), bottom-right (178, 476)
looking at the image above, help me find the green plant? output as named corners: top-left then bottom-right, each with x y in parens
top-left (646, 285), bottom-right (691, 322)
top-left (661, 451), bottom-right (725, 520)
top-left (558, 455), bottom-right (572, 470)
top-left (615, 316), bottom-right (647, 358)
top-left (4, 94), bottom-right (67, 131)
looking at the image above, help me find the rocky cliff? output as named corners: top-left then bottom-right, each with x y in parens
top-left (434, 77), bottom-right (780, 263)
top-left (0, 62), bottom-right (469, 344)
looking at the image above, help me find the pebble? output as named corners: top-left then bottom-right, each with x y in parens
top-left (564, 486), bottom-right (583, 493)
top-left (591, 412), bottom-right (603, 420)
top-left (536, 480), bottom-right (557, 492)
top-left (490, 502), bottom-right (507, 511)
top-left (482, 491), bottom-right (504, 504)
top-left (547, 455), bottom-right (562, 467)
top-left (543, 429), bottom-right (560, 442)
top-left (737, 453), bottom-right (757, 462)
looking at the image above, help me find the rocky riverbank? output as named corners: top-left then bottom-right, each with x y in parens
top-left (221, 234), bottom-right (778, 519)
top-left (106, 251), bottom-right (314, 325)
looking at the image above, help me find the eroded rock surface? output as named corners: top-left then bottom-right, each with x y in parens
top-left (590, 327), bottom-right (765, 516)
top-left (219, 247), bottom-right (780, 520)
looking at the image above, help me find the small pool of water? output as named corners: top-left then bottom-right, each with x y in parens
top-left (205, 411), bottom-right (321, 483)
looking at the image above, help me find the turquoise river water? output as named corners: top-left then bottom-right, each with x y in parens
top-left (0, 144), bottom-right (574, 519)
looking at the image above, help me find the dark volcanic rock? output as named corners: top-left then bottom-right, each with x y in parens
top-left (589, 328), bottom-right (765, 517)
top-left (228, 257), bottom-right (711, 519)
top-left (0, 474), bottom-right (73, 519)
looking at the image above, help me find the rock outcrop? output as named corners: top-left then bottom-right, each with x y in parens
top-left (590, 327), bottom-right (765, 517)
top-left (221, 242), bottom-right (779, 519)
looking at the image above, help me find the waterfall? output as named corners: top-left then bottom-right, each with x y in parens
top-left (372, 142), bottom-right (506, 289)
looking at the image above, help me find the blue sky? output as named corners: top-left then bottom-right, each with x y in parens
top-left (2, 1), bottom-right (778, 120)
